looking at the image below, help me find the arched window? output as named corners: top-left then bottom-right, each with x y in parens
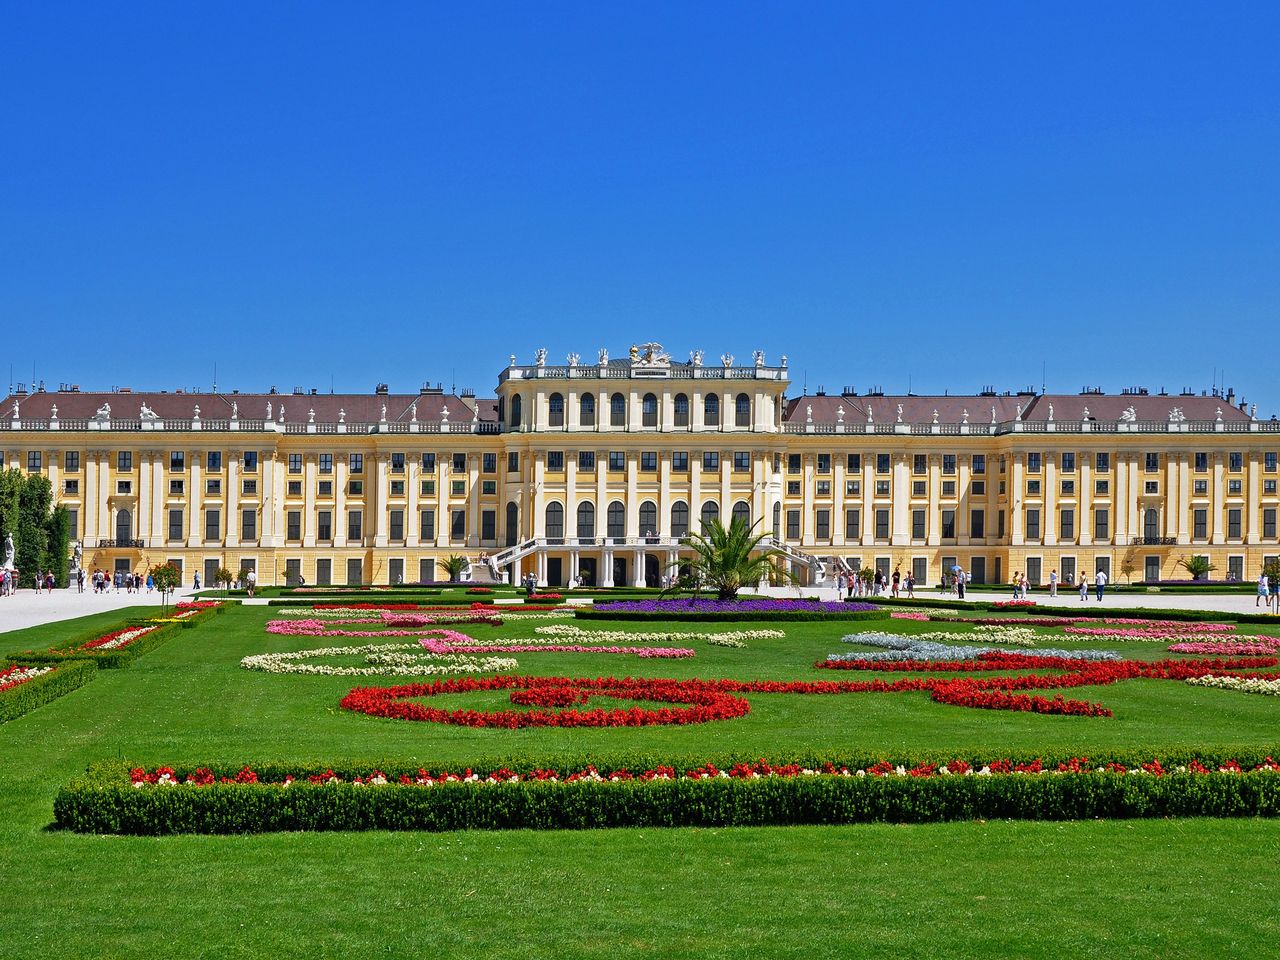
top-left (639, 500), bottom-right (657, 536)
top-left (674, 393), bottom-right (689, 427)
top-left (704, 394), bottom-right (720, 426)
top-left (577, 501), bottom-right (596, 538)
top-left (772, 502), bottom-right (782, 538)
top-left (580, 393), bottom-right (596, 426)
top-left (700, 500), bottom-right (720, 532)
top-left (548, 393), bottom-right (565, 427)
top-left (505, 502), bottom-right (519, 546)
top-left (610, 392), bottom-right (626, 428)
top-left (735, 393), bottom-right (751, 427)
top-left (671, 500), bottom-right (690, 537)
top-left (116, 508), bottom-right (133, 543)
top-left (732, 500), bottom-right (751, 529)
top-left (642, 392), bottom-right (658, 427)
top-left (607, 500), bottom-right (625, 539)
top-left (1144, 508), bottom-right (1159, 542)
top-left (509, 394), bottom-right (522, 428)
top-left (545, 502), bottom-right (564, 539)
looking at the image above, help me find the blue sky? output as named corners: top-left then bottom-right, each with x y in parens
top-left (2, 3), bottom-right (1277, 408)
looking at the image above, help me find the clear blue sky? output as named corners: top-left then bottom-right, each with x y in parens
top-left (3, 3), bottom-right (1277, 409)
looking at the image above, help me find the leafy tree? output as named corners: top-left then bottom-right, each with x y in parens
top-left (676, 516), bottom-right (799, 601)
top-left (150, 562), bottom-right (182, 611)
top-left (214, 566), bottom-right (235, 598)
top-left (1120, 547), bottom-right (1140, 585)
top-left (438, 555), bottom-right (469, 583)
top-left (1178, 555), bottom-right (1216, 581)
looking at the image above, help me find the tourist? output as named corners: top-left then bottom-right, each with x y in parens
top-left (1079, 573), bottom-right (1088, 601)
top-left (905, 571), bottom-right (916, 599)
top-left (192, 573), bottom-right (200, 590)
top-left (1258, 571), bottom-right (1270, 608)
top-left (891, 566), bottom-right (901, 598)
top-left (956, 568), bottom-right (966, 599)
top-left (1011, 572), bottom-right (1021, 600)
top-left (247, 568), bottom-right (257, 598)
top-left (1095, 568), bottom-right (1108, 602)
top-left (1021, 572), bottom-right (1029, 598)
top-left (146, 572), bottom-right (155, 593)
top-left (1049, 568), bottom-right (1058, 597)
top-left (45, 571), bottom-right (54, 593)
top-left (76, 568), bottom-right (84, 593)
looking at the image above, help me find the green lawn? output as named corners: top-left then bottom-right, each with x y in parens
top-left (3, 604), bottom-right (1279, 958)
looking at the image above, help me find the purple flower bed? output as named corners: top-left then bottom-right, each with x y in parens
top-left (594, 598), bottom-right (879, 613)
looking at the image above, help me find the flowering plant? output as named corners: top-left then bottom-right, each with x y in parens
top-left (0, 663), bottom-right (54, 693)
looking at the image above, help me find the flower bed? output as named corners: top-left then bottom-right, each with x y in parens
top-left (1169, 639), bottom-right (1280, 655)
top-left (17, 620), bottom-right (185, 669)
top-left (532, 624), bottom-right (781, 648)
top-left (578, 599), bottom-right (886, 623)
top-left (992, 600), bottom-right (1037, 609)
top-left (240, 643), bottom-right (518, 677)
top-left (57, 751), bottom-right (1280, 834)
top-left (1065, 622), bottom-right (1236, 640)
top-left (1, 659), bottom-right (98, 723)
top-left (1186, 675), bottom-right (1280, 697)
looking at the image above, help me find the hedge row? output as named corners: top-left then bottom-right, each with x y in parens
top-left (867, 595), bottom-right (1279, 624)
top-left (15, 605), bottom-right (222, 669)
top-left (573, 608), bottom-right (891, 623)
top-left (0, 659), bottom-right (98, 724)
top-left (56, 748), bottom-right (1280, 835)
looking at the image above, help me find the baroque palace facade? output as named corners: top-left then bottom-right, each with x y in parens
top-left (4, 343), bottom-right (1280, 588)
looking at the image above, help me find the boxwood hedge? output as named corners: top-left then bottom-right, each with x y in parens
top-left (1, 659), bottom-right (98, 724)
top-left (574, 608), bottom-right (890, 623)
top-left (867, 596), bottom-right (1280, 625)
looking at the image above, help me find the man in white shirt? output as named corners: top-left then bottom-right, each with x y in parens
top-left (1094, 569), bottom-right (1107, 602)
top-left (1049, 569), bottom-right (1058, 597)
top-left (247, 568), bottom-right (257, 598)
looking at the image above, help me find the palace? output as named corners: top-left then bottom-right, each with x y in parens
top-left (5, 343), bottom-right (1279, 588)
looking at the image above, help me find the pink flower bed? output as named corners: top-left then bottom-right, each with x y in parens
top-left (1169, 639), bottom-right (1280, 656)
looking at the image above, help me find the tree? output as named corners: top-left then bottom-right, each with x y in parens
top-left (1120, 546), bottom-right (1140, 584)
top-left (1178, 555), bottom-right (1216, 581)
top-left (150, 562), bottom-right (182, 611)
top-left (438, 554), bottom-right (469, 583)
top-left (675, 516), bottom-right (799, 601)
top-left (0, 469), bottom-right (66, 587)
top-left (214, 566), bottom-right (235, 598)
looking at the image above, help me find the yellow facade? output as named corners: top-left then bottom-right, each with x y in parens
top-left (6, 345), bottom-right (1279, 587)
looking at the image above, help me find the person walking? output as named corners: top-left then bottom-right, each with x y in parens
top-left (247, 568), bottom-right (258, 598)
top-left (1079, 573), bottom-right (1089, 601)
top-left (1011, 572), bottom-right (1021, 600)
top-left (956, 568), bottom-right (966, 599)
top-left (906, 571), bottom-right (916, 599)
top-left (1095, 568), bottom-right (1108, 602)
top-left (1258, 571), bottom-right (1271, 608)
top-left (891, 566), bottom-right (901, 598)
top-left (1049, 568), bottom-right (1058, 598)
top-left (76, 568), bottom-right (84, 593)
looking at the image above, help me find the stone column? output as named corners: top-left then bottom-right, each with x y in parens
top-left (187, 451), bottom-right (204, 547)
top-left (303, 454), bottom-right (317, 546)
top-left (927, 454), bottom-right (941, 545)
top-left (891, 453), bottom-right (909, 545)
top-left (333, 455), bottom-right (347, 547)
top-left (83, 451), bottom-right (99, 547)
top-left (1044, 456), bottom-right (1058, 545)
top-left (374, 453), bottom-right (390, 547)
top-left (1247, 452), bottom-right (1261, 544)
top-left (405, 454), bottom-right (419, 547)
top-left (801, 453), bottom-right (814, 543)
top-left (1079, 452), bottom-right (1093, 546)
top-left (1176, 453), bottom-right (1191, 545)
top-left (226, 455), bottom-right (240, 547)
top-left (1010, 455), bottom-right (1024, 545)
top-left (1211, 453), bottom-right (1225, 544)
top-left (137, 451), bottom-right (152, 545)
top-left (467, 454), bottom-right (480, 547)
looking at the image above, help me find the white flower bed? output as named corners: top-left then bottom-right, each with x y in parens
top-left (532, 624), bottom-right (782, 649)
top-left (1186, 675), bottom-right (1280, 697)
top-left (240, 643), bottom-right (517, 677)
top-left (92, 626), bottom-right (157, 651)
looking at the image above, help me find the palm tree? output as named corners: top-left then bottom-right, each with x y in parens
top-left (1177, 555), bottom-right (1216, 581)
top-left (676, 516), bottom-right (798, 601)
top-left (438, 554), bottom-right (469, 583)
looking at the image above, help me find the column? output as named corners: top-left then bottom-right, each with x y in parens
top-left (1176, 453), bottom-right (1191, 545)
top-left (1165, 453), bottom-right (1180, 540)
top-left (958, 456), bottom-right (972, 542)
top-left (689, 454), bottom-right (702, 534)
top-left (137, 451), bottom-right (152, 545)
top-left (1127, 456), bottom-right (1140, 542)
top-left (272, 451), bottom-right (286, 547)
top-left (1010, 454), bottom-right (1024, 544)
top-left (891, 454), bottom-right (909, 545)
top-left (226, 455), bottom-right (240, 547)
top-left (1247, 452), bottom-right (1261, 544)
top-left (467, 454), bottom-right (480, 547)
top-left (187, 451), bottom-right (204, 547)
top-left (1044, 456), bottom-right (1058, 545)
top-left (656, 454), bottom-right (669, 537)
top-left (1211, 453), bottom-right (1225, 544)
top-left (84, 451), bottom-right (99, 546)
top-left (602, 548), bottom-right (614, 587)
top-left (1114, 453), bottom-right (1128, 545)
top-left (374, 454), bottom-right (390, 547)
top-left (927, 455), bottom-right (941, 545)
top-left (333, 455), bottom-right (347, 547)
top-left (531, 453), bottom-right (545, 537)
top-left (861, 457), bottom-right (873, 544)
top-left (303, 454), bottom-right (317, 546)
top-left (801, 453), bottom-right (814, 543)
top-left (1079, 452), bottom-right (1093, 546)
top-left (833, 455), bottom-right (846, 547)
top-left (625, 453), bottom-right (639, 537)
top-left (435, 454), bottom-right (448, 547)
top-left (719, 455), bottom-right (732, 532)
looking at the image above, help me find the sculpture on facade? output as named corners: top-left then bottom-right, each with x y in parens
top-left (139, 402), bottom-right (159, 422)
top-left (836, 404), bottom-right (845, 424)
top-left (1119, 405), bottom-right (1137, 422)
top-left (2, 533), bottom-right (14, 571)
top-left (1168, 407), bottom-right (1186, 423)
top-left (278, 404), bottom-right (285, 423)
top-left (338, 408), bottom-right (346, 423)
top-left (567, 352), bottom-right (580, 367)
top-left (11, 400), bottom-right (18, 420)
top-left (266, 400), bottom-right (272, 420)
top-left (932, 408), bottom-right (939, 424)
top-left (192, 404), bottom-right (201, 420)
top-left (1082, 406), bottom-right (1091, 421)
top-left (534, 348), bottom-right (548, 366)
top-left (689, 349), bottom-right (703, 367)
top-left (410, 401), bottom-right (418, 423)
top-left (49, 404), bottom-right (57, 420)
top-left (231, 401), bottom-right (238, 419)
top-left (598, 348), bottom-right (609, 364)
top-left (380, 403), bottom-right (387, 422)
top-left (308, 408), bottom-right (316, 424)
top-left (962, 409), bottom-right (969, 424)
top-left (896, 403), bottom-right (903, 424)
top-left (93, 402), bottom-right (111, 422)
top-left (720, 353), bottom-right (734, 367)
top-left (752, 350), bottom-right (765, 367)
top-left (866, 404), bottom-right (874, 424)
top-left (1047, 403), bottom-right (1055, 422)
top-left (806, 404), bottom-right (813, 423)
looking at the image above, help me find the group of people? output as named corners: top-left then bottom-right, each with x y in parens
top-left (1257, 572), bottom-right (1280, 612)
top-left (840, 566), bottom-right (918, 599)
top-left (86, 569), bottom-right (156, 594)
top-left (1011, 568), bottom-right (1109, 601)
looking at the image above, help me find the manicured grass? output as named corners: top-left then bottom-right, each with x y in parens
top-left (2, 603), bottom-right (1280, 957)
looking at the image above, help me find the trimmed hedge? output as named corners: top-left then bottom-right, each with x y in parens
top-left (15, 605), bottom-right (222, 669)
top-left (55, 747), bottom-right (1280, 834)
top-left (0, 659), bottom-right (98, 724)
top-left (574, 608), bottom-right (891, 623)
top-left (867, 596), bottom-right (1280, 625)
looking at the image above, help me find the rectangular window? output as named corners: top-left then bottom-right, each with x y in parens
top-left (641, 452), bottom-right (658, 472)
top-left (420, 453), bottom-right (434, 472)
top-left (60, 450), bottom-right (78, 471)
top-left (1264, 508), bottom-right (1276, 539)
top-left (845, 508), bottom-right (860, 539)
top-left (1061, 452), bottom-right (1075, 471)
top-left (847, 454), bottom-right (862, 472)
top-left (875, 509), bottom-right (890, 539)
top-left (846, 480), bottom-right (860, 496)
top-left (703, 452), bottom-right (720, 471)
top-left (816, 480), bottom-right (831, 496)
top-left (913, 454), bottom-right (927, 476)
top-left (286, 511), bottom-right (301, 541)
top-left (1095, 479), bottom-right (1110, 495)
top-left (609, 452), bottom-right (625, 472)
top-left (389, 510), bottom-right (405, 541)
top-left (204, 451), bottom-right (220, 471)
top-left (1267, 480), bottom-right (1278, 495)
top-left (450, 480), bottom-right (465, 496)
top-left (1145, 452), bottom-right (1159, 472)
top-left (168, 479), bottom-right (184, 495)
top-left (786, 509), bottom-right (800, 539)
top-left (420, 509), bottom-right (436, 541)
top-left (817, 454), bottom-right (831, 474)
top-left (1060, 556), bottom-right (1076, 584)
top-left (507, 452), bottom-right (519, 473)
top-left (1061, 479), bottom-right (1075, 495)
top-left (912, 557), bottom-right (928, 585)
top-left (1094, 508), bottom-right (1109, 541)
top-left (1027, 453), bottom-right (1042, 472)
top-left (1194, 479), bottom-right (1208, 495)
top-left (318, 480), bottom-right (333, 496)
top-left (816, 509), bottom-right (830, 540)
top-left (941, 480), bottom-right (956, 497)
top-left (876, 454), bottom-right (891, 474)
top-left (787, 481), bottom-right (801, 495)
top-left (318, 453), bottom-right (332, 474)
top-left (288, 453), bottom-right (302, 474)
top-left (1193, 509), bottom-right (1207, 539)
top-left (788, 454), bottom-right (801, 475)
top-left (242, 508), bottom-right (258, 541)
top-left (912, 480), bottom-right (926, 497)
top-left (1195, 452), bottom-right (1208, 472)
top-left (546, 451), bottom-right (564, 471)
top-left (287, 480), bottom-right (302, 496)
top-left (1229, 479), bottom-right (1242, 495)
top-left (1026, 480), bottom-right (1041, 495)
top-left (1060, 508), bottom-right (1075, 540)
top-left (940, 509), bottom-right (955, 539)
top-left (316, 510), bottom-right (331, 541)
top-left (971, 480), bottom-right (985, 495)
top-left (26, 451), bottom-right (41, 472)
top-left (63, 479), bottom-right (79, 495)
top-left (167, 509), bottom-right (183, 542)
top-left (1026, 509), bottom-right (1041, 540)
top-left (733, 451), bottom-right (750, 473)
top-left (998, 510), bottom-right (1006, 538)
top-left (481, 480), bottom-right (496, 495)
top-left (481, 510), bottom-right (496, 541)
top-left (348, 511), bottom-right (363, 541)
top-left (482, 453), bottom-right (496, 474)
top-left (1145, 481), bottom-right (1160, 495)
top-left (169, 451), bottom-right (184, 471)
top-left (243, 479), bottom-right (258, 495)
top-left (911, 509), bottom-right (926, 539)
top-left (942, 454), bottom-right (956, 475)
top-left (243, 451), bottom-right (258, 471)
top-left (452, 453), bottom-right (466, 473)
top-left (1228, 508), bottom-right (1242, 540)
top-left (392, 453), bottom-right (406, 473)
top-left (971, 455), bottom-right (986, 475)
top-left (971, 509), bottom-right (985, 538)
top-left (450, 509), bottom-right (466, 540)
top-left (316, 558), bottom-right (331, 586)
top-left (205, 509), bottom-right (221, 542)
top-left (1266, 453), bottom-right (1278, 473)
top-left (1228, 555), bottom-right (1245, 582)
top-left (114, 450), bottom-right (131, 470)
top-left (347, 558), bottom-right (364, 586)
top-left (672, 452), bottom-right (689, 471)
top-left (1096, 452), bottom-right (1110, 472)
top-left (873, 480), bottom-right (889, 497)
top-left (1229, 452), bottom-right (1243, 472)
top-left (205, 478), bottom-right (221, 495)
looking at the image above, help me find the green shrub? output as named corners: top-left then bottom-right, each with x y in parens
top-left (0, 659), bottom-right (97, 723)
top-left (574, 608), bottom-right (890, 623)
top-left (16, 620), bottom-right (188, 669)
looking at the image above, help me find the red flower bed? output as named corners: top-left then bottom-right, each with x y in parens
top-left (527, 593), bottom-right (563, 602)
top-left (466, 587), bottom-right (493, 595)
top-left (314, 602), bottom-right (560, 613)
